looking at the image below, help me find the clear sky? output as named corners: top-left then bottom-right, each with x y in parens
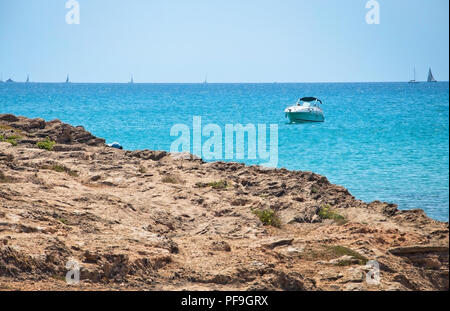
top-left (0, 0), bottom-right (448, 83)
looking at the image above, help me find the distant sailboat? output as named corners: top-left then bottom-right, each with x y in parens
top-left (408, 66), bottom-right (419, 84)
top-left (26, 74), bottom-right (30, 83)
top-left (203, 74), bottom-right (208, 84)
top-left (129, 75), bottom-right (134, 84)
top-left (0, 73), bottom-right (3, 83)
top-left (65, 74), bottom-right (70, 83)
top-left (427, 68), bottom-right (437, 83)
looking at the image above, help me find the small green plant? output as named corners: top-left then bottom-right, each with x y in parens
top-left (51, 274), bottom-right (66, 281)
top-left (7, 134), bottom-right (21, 140)
top-left (51, 165), bottom-right (66, 173)
top-left (0, 134), bottom-right (21, 146)
top-left (42, 164), bottom-right (78, 177)
top-left (195, 180), bottom-right (230, 190)
top-left (36, 137), bottom-right (56, 151)
top-left (6, 138), bottom-right (17, 146)
top-left (327, 245), bottom-right (368, 265)
top-left (162, 174), bottom-right (183, 184)
top-left (0, 171), bottom-right (11, 183)
top-left (253, 209), bottom-right (281, 228)
top-left (0, 125), bottom-right (15, 131)
top-left (207, 180), bottom-right (229, 189)
top-left (67, 170), bottom-right (78, 177)
top-left (299, 244), bottom-right (368, 266)
top-left (0, 125), bottom-right (22, 134)
top-left (311, 186), bottom-right (318, 194)
top-left (318, 205), bottom-right (347, 225)
top-left (57, 218), bottom-right (69, 225)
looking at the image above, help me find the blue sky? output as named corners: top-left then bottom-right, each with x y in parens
top-left (0, 0), bottom-right (448, 82)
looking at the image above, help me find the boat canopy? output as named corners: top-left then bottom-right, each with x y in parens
top-left (300, 97), bottom-right (322, 104)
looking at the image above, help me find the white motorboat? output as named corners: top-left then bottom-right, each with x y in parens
top-left (284, 97), bottom-right (325, 123)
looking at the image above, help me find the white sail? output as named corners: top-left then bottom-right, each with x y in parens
top-left (408, 66), bottom-right (418, 83)
top-left (427, 68), bottom-right (437, 82)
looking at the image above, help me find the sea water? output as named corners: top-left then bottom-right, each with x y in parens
top-left (1, 82), bottom-right (448, 221)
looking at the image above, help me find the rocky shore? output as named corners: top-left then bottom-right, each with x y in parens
top-left (0, 114), bottom-right (448, 291)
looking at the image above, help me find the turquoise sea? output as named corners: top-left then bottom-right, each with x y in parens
top-left (0, 82), bottom-right (448, 221)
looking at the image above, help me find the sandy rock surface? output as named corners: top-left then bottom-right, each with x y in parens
top-left (0, 114), bottom-right (448, 291)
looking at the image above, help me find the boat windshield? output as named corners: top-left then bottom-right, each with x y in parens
top-left (302, 102), bottom-right (312, 107)
top-left (297, 97), bottom-right (322, 107)
top-left (297, 100), bottom-right (318, 107)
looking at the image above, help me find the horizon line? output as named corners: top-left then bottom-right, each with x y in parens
top-left (1, 81), bottom-right (449, 84)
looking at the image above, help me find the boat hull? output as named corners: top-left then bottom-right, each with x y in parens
top-left (286, 111), bottom-right (324, 123)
